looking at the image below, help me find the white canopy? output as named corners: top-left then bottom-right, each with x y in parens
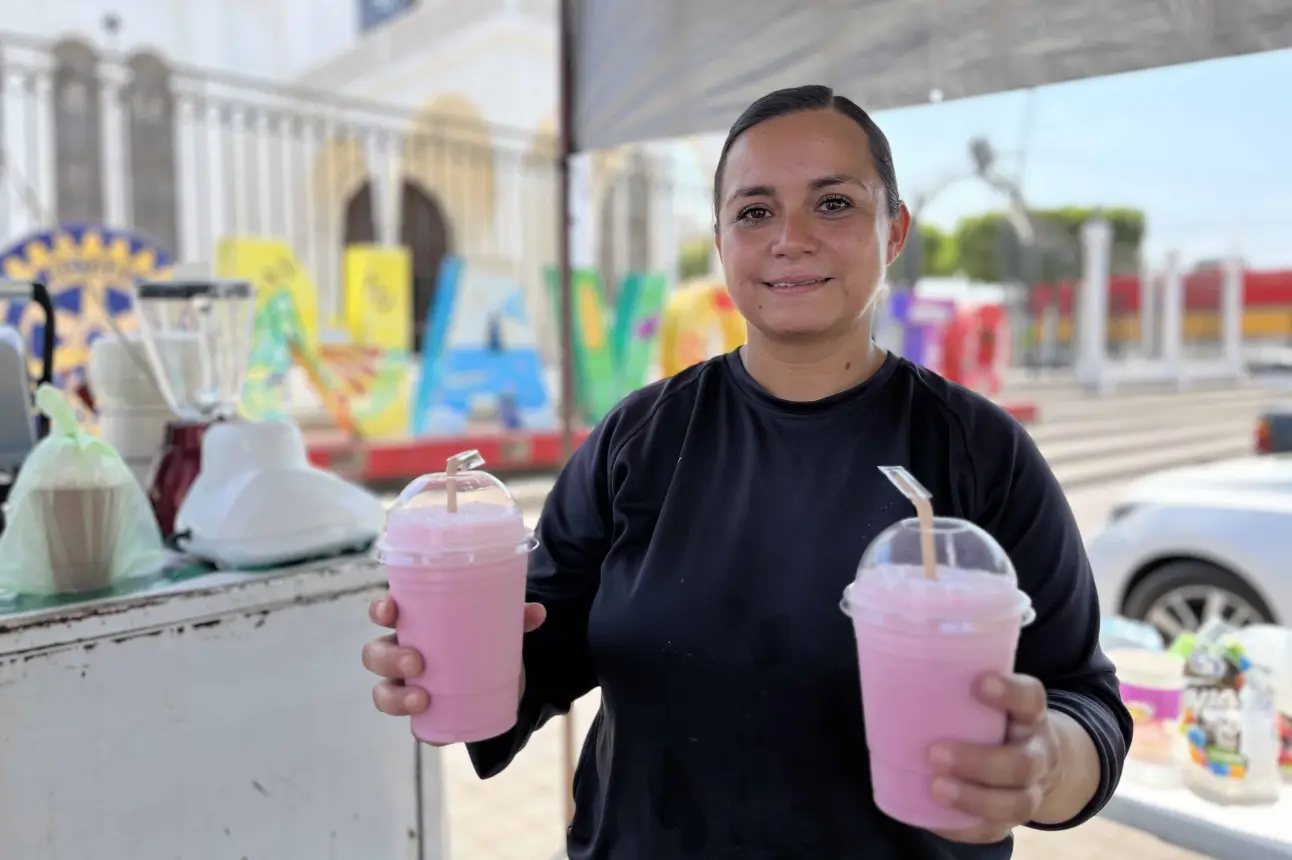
top-left (569, 0), bottom-right (1292, 152)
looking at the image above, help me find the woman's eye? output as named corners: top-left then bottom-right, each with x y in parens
top-left (820, 196), bottom-right (852, 212)
top-left (737, 205), bottom-right (772, 222)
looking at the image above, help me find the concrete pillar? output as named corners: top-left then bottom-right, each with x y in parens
top-left (365, 135), bottom-right (399, 247)
top-left (1161, 251), bottom-right (1184, 384)
top-left (649, 154), bottom-right (678, 282)
top-left (1077, 218), bottom-right (1112, 391)
top-left (569, 153), bottom-right (596, 270)
top-left (1222, 255), bottom-right (1245, 377)
top-left (1139, 260), bottom-right (1157, 359)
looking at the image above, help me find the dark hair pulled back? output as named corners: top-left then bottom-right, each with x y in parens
top-left (712, 85), bottom-right (901, 223)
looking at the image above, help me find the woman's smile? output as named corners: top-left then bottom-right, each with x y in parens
top-left (763, 277), bottom-right (833, 295)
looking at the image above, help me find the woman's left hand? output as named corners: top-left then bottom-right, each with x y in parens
top-left (926, 672), bottom-right (1062, 844)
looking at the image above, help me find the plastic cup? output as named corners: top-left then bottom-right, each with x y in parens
top-left (375, 454), bottom-right (538, 745)
top-left (841, 516), bottom-right (1035, 831)
top-left (1108, 649), bottom-right (1184, 786)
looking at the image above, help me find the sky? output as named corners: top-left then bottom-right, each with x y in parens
top-left (680, 47), bottom-right (1292, 272)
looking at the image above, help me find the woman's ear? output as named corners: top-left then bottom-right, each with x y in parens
top-left (886, 201), bottom-right (912, 268)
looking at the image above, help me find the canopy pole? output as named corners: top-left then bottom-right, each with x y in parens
top-left (556, 0), bottom-right (578, 831)
top-left (557, 0), bottom-right (576, 464)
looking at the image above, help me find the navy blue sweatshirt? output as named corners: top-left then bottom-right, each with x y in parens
top-left (469, 350), bottom-right (1132, 859)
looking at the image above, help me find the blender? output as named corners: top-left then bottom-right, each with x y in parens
top-left (134, 278), bottom-right (385, 569)
top-left (134, 279), bottom-right (254, 537)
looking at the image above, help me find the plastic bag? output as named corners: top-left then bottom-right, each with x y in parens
top-left (0, 384), bottom-right (165, 595)
top-left (1100, 616), bottom-right (1165, 652)
top-left (1173, 619), bottom-right (1283, 804)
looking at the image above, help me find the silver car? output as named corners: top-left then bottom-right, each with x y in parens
top-left (1086, 455), bottom-right (1292, 642)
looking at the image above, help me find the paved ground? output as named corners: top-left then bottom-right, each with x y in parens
top-left (1011, 822), bottom-right (1212, 859)
top-left (437, 683), bottom-right (1212, 860)
top-left (425, 380), bottom-right (1272, 860)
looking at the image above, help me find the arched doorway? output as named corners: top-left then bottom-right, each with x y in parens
top-left (342, 184), bottom-right (377, 337)
top-left (400, 181), bottom-right (452, 352)
top-left (343, 182), bottom-right (377, 245)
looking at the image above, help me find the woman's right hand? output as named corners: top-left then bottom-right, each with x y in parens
top-left (362, 595), bottom-right (548, 724)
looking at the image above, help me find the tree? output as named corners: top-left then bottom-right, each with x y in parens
top-left (677, 236), bottom-right (713, 280)
top-left (953, 207), bottom-right (1145, 283)
top-left (921, 225), bottom-right (959, 276)
top-left (893, 223), bottom-right (960, 285)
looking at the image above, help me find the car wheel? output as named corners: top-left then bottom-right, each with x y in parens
top-left (1122, 559), bottom-right (1276, 643)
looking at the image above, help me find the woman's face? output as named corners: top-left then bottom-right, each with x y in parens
top-left (715, 109), bottom-right (910, 342)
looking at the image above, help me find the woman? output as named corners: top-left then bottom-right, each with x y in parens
top-left (363, 85), bottom-right (1132, 859)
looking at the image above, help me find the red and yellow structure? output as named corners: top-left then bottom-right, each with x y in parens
top-left (1030, 267), bottom-right (1292, 344)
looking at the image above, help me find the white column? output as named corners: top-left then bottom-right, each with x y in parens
top-left (1161, 251), bottom-right (1184, 384)
top-left (568, 153), bottom-right (596, 270)
top-left (35, 75), bottom-right (56, 227)
top-left (3, 76), bottom-right (43, 236)
top-left (101, 77), bottom-right (128, 228)
top-left (175, 98), bottom-right (201, 262)
top-left (1139, 259), bottom-right (1157, 359)
top-left (1077, 219), bottom-right (1111, 391)
top-left (365, 133), bottom-right (399, 247)
top-left (1040, 304), bottom-right (1058, 367)
top-left (1222, 254), bottom-right (1245, 377)
top-left (204, 117), bottom-right (229, 259)
top-left (650, 155), bottom-right (678, 281)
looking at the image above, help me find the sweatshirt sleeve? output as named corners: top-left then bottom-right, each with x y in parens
top-left (968, 404), bottom-right (1133, 830)
top-left (467, 414), bottom-right (616, 779)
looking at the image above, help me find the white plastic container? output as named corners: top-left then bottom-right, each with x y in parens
top-left (1109, 649), bottom-right (1185, 787)
top-left (97, 406), bottom-right (174, 462)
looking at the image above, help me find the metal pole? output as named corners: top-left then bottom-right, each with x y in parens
top-left (556, 0), bottom-right (578, 830)
top-left (557, 1), bottom-right (577, 462)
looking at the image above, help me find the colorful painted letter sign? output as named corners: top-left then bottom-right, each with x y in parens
top-left (414, 257), bottom-right (556, 436)
top-left (545, 268), bottom-right (668, 424)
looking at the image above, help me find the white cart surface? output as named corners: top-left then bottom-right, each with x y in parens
top-left (0, 557), bottom-right (446, 860)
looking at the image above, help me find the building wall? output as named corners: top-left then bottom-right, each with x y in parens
top-left (4, 0), bottom-right (360, 80)
top-left (0, 0), bottom-right (675, 362)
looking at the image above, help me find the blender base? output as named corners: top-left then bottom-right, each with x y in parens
top-left (149, 420), bottom-right (211, 538)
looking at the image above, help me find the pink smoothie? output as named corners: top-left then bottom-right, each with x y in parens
top-left (379, 501), bottom-right (533, 745)
top-left (843, 564), bottom-right (1030, 831)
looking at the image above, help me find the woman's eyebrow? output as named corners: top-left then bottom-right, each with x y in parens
top-left (727, 173), bottom-right (869, 205)
top-left (808, 173), bottom-right (865, 190)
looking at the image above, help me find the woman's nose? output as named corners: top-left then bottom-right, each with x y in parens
top-left (772, 211), bottom-right (816, 256)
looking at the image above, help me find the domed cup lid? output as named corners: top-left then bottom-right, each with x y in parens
top-left (376, 450), bottom-right (537, 565)
top-left (840, 466), bottom-right (1034, 632)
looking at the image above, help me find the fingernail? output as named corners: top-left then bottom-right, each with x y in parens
top-left (932, 777), bottom-right (959, 802)
top-left (400, 656), bottom-right (419, 675)
top-left (929, 745), bottom-right (954, 767)
top-left (982, 676), bottom-right (1005, 699)
top-left (404, 691), bottom-right (424, 710)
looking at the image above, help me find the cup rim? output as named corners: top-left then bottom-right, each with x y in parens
top-left (839, 581), bottom-right (1037, 628)
top-left (375, 534), bottom-right (539, 566)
